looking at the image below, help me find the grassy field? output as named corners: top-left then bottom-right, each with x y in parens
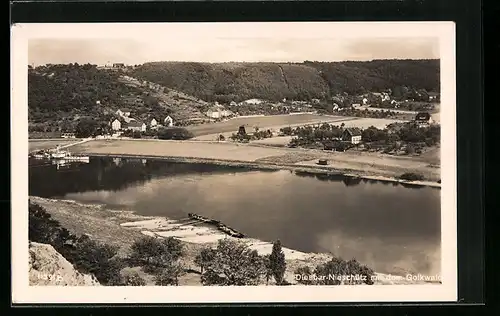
top-left (71, 139), bottom-right (292, 162)
top-left (70, 139), bottom-right (440, 182)
top-left (186, 114), bottom-right (348, 137)
top-left (29, 139), bottom-right (82, 152)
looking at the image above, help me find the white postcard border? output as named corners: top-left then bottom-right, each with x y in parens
top-left (11, 22), bottom-right (457, 304)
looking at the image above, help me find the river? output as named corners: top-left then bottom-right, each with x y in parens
top-left (29, 157), bottom-right (441, 276)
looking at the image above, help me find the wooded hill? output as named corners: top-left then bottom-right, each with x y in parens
top-left (28, 60), bottom-right (439, 133)
top-left (131, 59), bottom-right (440, 103)
top-left (28, 63), bottom-right (208, 132)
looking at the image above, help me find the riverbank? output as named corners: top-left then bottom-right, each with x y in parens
top-left (70, 139), bottom-right (441, 188)
top-left (29, 196), bottom-right (437, 285)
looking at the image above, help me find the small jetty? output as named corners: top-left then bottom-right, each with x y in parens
top-left (188, 213), bottom-right (245, 238)
top-left (30, 147), bottom-right (89, 162)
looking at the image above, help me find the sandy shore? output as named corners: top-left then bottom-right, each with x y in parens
top-left (29, 196), bottom-right (436, 285)
top-left (70, 139), bottom-right (441, 187)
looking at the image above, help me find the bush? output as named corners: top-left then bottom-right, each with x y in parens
top-left (399, 172), bottom-right (425, 181)
top-left (280, 127), bottom-right (293, 136)
top-left (157, 127), bottom-right (194, 140)
top-left (121, 271), bottom-right (147, 286)
top-left (132, 130), bottom-right (142, 139)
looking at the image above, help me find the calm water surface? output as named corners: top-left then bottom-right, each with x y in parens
top-left (29, 157), bottom-right (441, 275)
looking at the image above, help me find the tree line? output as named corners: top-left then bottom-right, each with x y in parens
top-left (280, 122), bottom-right (440, 154)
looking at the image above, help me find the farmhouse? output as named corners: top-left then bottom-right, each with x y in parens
top-left (149, 117), bottom-right (158, 128)
top-left (341, 128), bottom-right (362, 144)
top-left (126, 121), bottom-right (146, 132)
top-left (414, 112), bottom-right (433, 127)
top-left (111, 119), bottom-right (122, 131)
top-left (205, 107), bottom-right (232, 119)
top-left (164, 115), bottom-right (174, 127)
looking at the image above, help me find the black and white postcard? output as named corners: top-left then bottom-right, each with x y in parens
top-left (11, 22), bottom-right (457, 303)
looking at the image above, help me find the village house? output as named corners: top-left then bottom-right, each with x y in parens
top-left (61, 132), bottom-right (76, 139)
top-left (111, 119), bottom-right (122, 131)
top-left (341, 128), bottom-right (362, 144)
top-left (206, 108), bottom-right (221, 119)
top-left (126, 121), bottom-right (146, 132)
top-left (243, 98), bottom-right (263, 105)
top-left (414, 112), bottom-right (433, 128)
top-left (428, 92), bottom-right (440, 102)
top-left (164, 115), bottom-right (174, 127)
top-left (230, 101), bottom-right (238, 107)
top-left (113, 63), bottom-right (125, 68)
top-left (220, 109), bottom-right (233, 117)
top-left (149, 118), bottom-right (159, 128)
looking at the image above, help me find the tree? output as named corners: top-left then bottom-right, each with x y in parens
top-left (194, 247), bottom-right (216, 274)
top-left (157, 127), bottom-right (194, 140)
top-left (268, 240), bottom-right (286, 285)
top-left (74, 118), bottom-right (99, 138)
top-left (201, 239), bottom-right (266, 286)
top-left (129, 236), bottom-right (184, 274)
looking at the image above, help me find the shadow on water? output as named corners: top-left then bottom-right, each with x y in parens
top-left (29, 157), bottom-right (255, 197)
top-left (293, 170), bottom-right (402, 188)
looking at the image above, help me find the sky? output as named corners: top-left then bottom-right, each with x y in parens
top-left (26, 23), bottom-right (440, 66)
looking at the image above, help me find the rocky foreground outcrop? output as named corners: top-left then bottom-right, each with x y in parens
top-left (29, 242), bottom-right (100, 286)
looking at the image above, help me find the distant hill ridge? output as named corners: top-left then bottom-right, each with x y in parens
top-left (131, 59), bottom-right (440, 103)
top-left (28, 60), bottom-right (439, 132)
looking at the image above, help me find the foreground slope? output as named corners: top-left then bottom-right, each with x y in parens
top-left (29, 242), bottom-right (100, 286)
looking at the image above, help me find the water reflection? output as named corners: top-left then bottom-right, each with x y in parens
top-left (29, 157), bottom-right (441, 275)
